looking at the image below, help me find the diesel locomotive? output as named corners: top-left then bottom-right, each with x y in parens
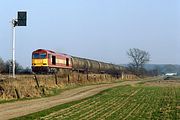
top-left (32, 49), bottom-right (124, 75)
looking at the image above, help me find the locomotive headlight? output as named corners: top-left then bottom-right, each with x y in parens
top-left (42, 59), bottom-right (48, 66)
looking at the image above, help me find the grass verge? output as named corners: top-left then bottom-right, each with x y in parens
top-left (0, 79), bottom-right (124, 105)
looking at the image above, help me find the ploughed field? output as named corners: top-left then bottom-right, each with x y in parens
top-left (17, 80), bottom-right (180, 120)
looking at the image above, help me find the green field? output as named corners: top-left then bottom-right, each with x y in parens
top-left (15, 82), bottom-right (180, 120)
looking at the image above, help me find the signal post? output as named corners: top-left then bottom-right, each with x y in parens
top-left (11, 11), bottom-right (27, 78)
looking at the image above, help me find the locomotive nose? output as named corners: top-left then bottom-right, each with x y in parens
top-left (32, 59), bottom-right (48, 66)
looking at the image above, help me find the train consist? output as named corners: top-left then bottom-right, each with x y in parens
top-left (32, 49), bottom-right (124, 76)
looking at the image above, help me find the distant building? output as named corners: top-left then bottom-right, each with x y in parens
top-left (165, 73), bottom-right (177, 76)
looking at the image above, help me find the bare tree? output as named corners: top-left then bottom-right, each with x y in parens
top-left (127, 48), bottom-right (150, 76)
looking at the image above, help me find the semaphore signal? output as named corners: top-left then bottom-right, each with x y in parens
top-left (11, 11), bottom-right (27, 78)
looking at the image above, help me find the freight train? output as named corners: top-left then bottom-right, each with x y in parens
top-left (32, 49), bottom-right (124, 76)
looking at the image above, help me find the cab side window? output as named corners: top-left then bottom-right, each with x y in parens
top-left (52, 56), bottom-right (56, 65)
top-left (66, 58), bottom-right (69, 66)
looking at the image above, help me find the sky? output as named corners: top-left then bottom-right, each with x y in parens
top-left (0, 0), bottom-right (180, 67)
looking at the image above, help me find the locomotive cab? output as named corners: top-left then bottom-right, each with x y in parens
top-left (32, 50), bottom-right (48, 66)
top-left (32, 49), bottom-right (49, 73)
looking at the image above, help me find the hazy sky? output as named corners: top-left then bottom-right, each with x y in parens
top-left (0, 0), bottom-right (180, 67)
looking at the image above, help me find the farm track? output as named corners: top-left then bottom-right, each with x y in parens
top-left (0, 80), bottom-right (141, 120)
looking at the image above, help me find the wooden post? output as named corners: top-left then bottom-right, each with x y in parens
top-left (78, 70), bottom-right (80, 81)
top-left (54, 73), bottom-right (58, 85)
top-left (41, 87), bottom-right (45, 95)
top-left (87, 71), bottom-right (89, 80)
top-left (33, 74), bottom-right (40, 88)
top-left (14, 88), bottom-right (20, 99)
top-left (67, 74), bottom-right (70, 83)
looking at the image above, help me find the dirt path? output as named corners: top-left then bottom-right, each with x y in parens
top-left (0, 80), bottom-right (140, 120)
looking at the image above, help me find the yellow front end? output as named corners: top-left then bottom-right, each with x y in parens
top-left (32, 59), bottom-right (48, 66)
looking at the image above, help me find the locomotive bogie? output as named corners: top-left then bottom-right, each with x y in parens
top-left (32, 66), bottom-right (50, 73)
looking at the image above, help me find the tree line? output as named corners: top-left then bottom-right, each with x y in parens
top-left (0, 57), bottom-right (31, 74)
top-left (126, 48), bottom-right (180, 77)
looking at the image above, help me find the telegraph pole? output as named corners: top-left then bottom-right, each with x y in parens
top-left (11, 11), bottom-right (27, 78)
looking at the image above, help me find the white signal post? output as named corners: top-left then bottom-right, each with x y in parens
top-left (11, 11), bottom-right (27, 78)
top-left (12, 19), bottom-right (17, 78)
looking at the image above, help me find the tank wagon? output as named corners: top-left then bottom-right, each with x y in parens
top-left (32, 49), bottom-right (124, 76)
